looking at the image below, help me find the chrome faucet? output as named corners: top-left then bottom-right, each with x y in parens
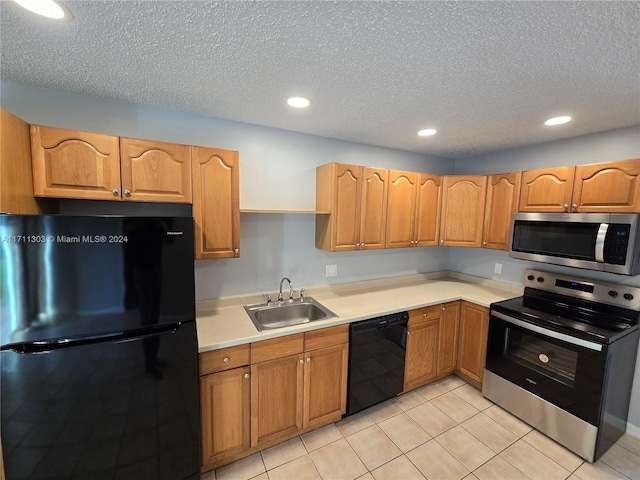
top-left (278, 277), bottom-right (293, 302)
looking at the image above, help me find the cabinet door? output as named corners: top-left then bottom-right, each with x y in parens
top-left (251, 354), bottom-right (304, 447)
top-left (573, 159), bottom-right (640, 213)
top-left (332, 164), bottom-right (362, 251)
top-left (303, 343), bottom-right (348, 429)
top-left (519, 166), bottom-right (575, 212)
top-left (440, 176), bottom-right (487, 247)
top-left (437, 301), bottom-right (460, 376)
top-left (200, 366), bottom-right (250, 468)
top-left (404, 307), bottom-right (440, 391)
top-left (360, 167), bottom-right (388, 250)
top-left (414, 174), bottom-right (442, 246)
top-left (456, 302), bottom-right (489, 388)
top-left (192, 147), bottom-right (240, 259)
top-left (385, 170), bottom-right (418, 248)
top-left (120, 138), bottom-right (192, 203)
top-left (483, 172), bottom-right (521, 250)
top-left (30, 125), bottom-right (121, 200)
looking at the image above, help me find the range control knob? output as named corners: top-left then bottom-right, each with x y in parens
top-left (608, 290), bottom-right (619, 298)
top-left (527, 275), bottom-right (535, 281)
top-left (537, 277), bottom-right (544, 283)
top-left (624, 293), bottom-right (635, 301)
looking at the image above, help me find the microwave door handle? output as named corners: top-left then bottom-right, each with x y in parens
top-left (595, 223), bottom-right (609, 263)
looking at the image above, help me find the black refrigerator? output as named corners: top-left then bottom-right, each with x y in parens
top-left (0, 215), bottom-right (201, 480)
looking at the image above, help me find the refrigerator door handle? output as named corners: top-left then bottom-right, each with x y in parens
top-left (0, 321), bottom-right (187, 354)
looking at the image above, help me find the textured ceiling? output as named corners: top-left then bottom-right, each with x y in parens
top-left (1, 1), bottom-right (639, 158)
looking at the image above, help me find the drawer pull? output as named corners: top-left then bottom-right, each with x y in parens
top-left (223, 357), bottom-right (229, 363)
top-left (244, 373), bottom-right (249, 379)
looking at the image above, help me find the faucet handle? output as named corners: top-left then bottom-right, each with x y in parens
top-left (300, 288), bottom-right (305, 301)
top-left (264, 294), bottom-right (272, 305)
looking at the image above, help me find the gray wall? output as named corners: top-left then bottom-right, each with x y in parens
top-left (1, 80), bottom-right (453, 299)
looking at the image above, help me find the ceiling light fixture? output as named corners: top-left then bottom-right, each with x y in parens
top-left (287, 97), bottom-right (311, 108)
top-left (544, 116), bottom-right (572, 126)
top-left (418, 128), bottom-right (437, 137)
top-left (12, 0), bottom-right (65, 18)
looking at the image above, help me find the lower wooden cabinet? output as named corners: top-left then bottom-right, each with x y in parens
top-left (404, 306), bottom-right (440, 391)
top-left (456, 301), bottom-right (490, 388)
top-left (200, 366), bottom-right (251, 467)
top-left (437, 301), bottom-right (460, 376)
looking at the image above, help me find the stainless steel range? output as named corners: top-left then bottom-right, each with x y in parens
top-left (483, 269), bottom-right (640, 462)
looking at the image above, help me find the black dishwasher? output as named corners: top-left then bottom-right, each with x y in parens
top-left (346, 311), bottom-right (409, 416)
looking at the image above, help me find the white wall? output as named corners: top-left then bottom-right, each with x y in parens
top-left (0, 80), bottom-right (453, 299)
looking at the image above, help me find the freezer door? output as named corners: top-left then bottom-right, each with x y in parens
top-left (0, 215), bottom-right (195, 346)
top-left (0, 322), bottom-right (200, 480)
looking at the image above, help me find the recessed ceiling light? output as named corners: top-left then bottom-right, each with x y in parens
top-left (544, 116), bottom-right (572, 126)
top-left (418, 128), bottom-right (437, 137)
top-left (287, 97), bottom-right (311, 108)
top-left (12, 0), bottom-right (65, 18)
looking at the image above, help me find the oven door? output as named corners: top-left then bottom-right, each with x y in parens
top-left (486, 311), bottom-right (607, 426)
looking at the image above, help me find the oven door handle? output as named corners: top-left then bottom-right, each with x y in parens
top-left (595, 223), bottom-right (609, 263)
top-left (492, 311), bottom-right (603, 352)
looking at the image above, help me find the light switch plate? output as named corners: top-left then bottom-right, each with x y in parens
top-left (495, 263), bottom-right (502, 274)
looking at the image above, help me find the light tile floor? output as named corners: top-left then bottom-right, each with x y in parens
top-left (202, 376), bottom-right (640, 480)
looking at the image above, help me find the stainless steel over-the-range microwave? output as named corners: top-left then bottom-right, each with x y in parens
top-left (509, 212), bottom-right (640, 275)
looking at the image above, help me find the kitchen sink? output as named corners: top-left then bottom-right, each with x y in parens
top-left (244, 297), bottom-right (338, 331)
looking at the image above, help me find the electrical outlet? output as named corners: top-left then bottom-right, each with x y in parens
top-left (326, 264), bottom-right (338, 277)
top-left (495, 263), bottom-right (503, 274)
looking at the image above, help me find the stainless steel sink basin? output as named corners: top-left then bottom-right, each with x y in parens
top-left (244, 297), bottom-right (338, 331)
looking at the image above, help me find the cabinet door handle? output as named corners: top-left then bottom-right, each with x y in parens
top-left (564, 204), bottom-right (569, 211)
top-left (124, 189), bottom-right (131, 196)
top-left (361, 243), bottom-right (365, 248)
top-left (299, 359), bottom-right (304, 364)
top-left (407, 331), bottom-right (411, 336)
top-left (482, 241), bottom-right (486, 246)
top-left (356, 243), bottom-right (361, 249)
top-left (306, 357), bottom-right (311, 362)
top-left (440, 239), bottom-right (444, 244)
top-left (223, 357), bottom-right (229, 363)
top-left (244, 373), bottom-right (249, 379)
top-left (112, 189), bottom-right (119, 196)
top-left (572, 203), bottom-right (578, 211)
top-left (234, 248), bottom-right (239, 255)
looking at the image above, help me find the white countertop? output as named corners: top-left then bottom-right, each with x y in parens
top-left (195, 272), bottom-right (523, 353)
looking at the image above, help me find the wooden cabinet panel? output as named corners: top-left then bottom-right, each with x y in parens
top-left (456, 302), bottom-right (489, 388)
top-left (1, 109), bottom-right (53, 214)
top-left (404, 307), bottom-right (440, 391)
top-left (251, 353), bottom-right (304, 447)
top-left (200, 344), bottom-right (250, 375)
top-left (573, 159), bottom-right (640, 212)
top-left (483, 172), bottom-right (521, 250)
top-left (304, 325), bottom-right (349, 351)
top-left (192, 147), bottom-right (240, 259)
top-left (415, 174), bottom-right (442, 246)
top-left (438, 301), bottom-right (460, 376)
top-left (303, 343), bottom-right (348, 429)
top-left (333, 164), bottom-right (362, 250)
top-left (120, 138), bottom-right (192, 203)
top-left (360, 167), bottom-right (388, 249)
top-left (251, 333), bottom-right (304, 364)
top-left (31, 125), bottom-right (121, 200)
top-left (519, 166), bottom-right (576, 212)
top-left (440, 176), bottom-right (487, 247)
top-left (385, 170), bottom-right (418, 248)
top-left (200, 366), bottom-right (251, 468)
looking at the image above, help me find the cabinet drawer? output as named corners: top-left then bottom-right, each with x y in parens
top-left (251, 334), bottom-right (304, 364)
top-left (408, 305), bottom-right (441, 326)
top-left (200, 344), bottom-right (250, 375)
top-left (305, 325), bottom-right (349, 351)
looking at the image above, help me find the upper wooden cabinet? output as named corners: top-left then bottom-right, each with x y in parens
top-left (440, 175), bottom-right (487, 247)
top-left (385, 171), bottom-right (441, 248)
top-left (483, 172), bottom-right (521, 250)
top-left (315, 163), bottom-right (388, 251)
top-left (573, 159), bottom-right (640, 213)
top-left (31, 126), bottom-right (121, 201)
top-left (30, 125), bottom-right (192, 203)
top-left (192, 147), bottom-right (240, 259)
top-left (520, 160), bottom-right (640, 213)
top-left (120, 138), bottom-right (192, 203)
